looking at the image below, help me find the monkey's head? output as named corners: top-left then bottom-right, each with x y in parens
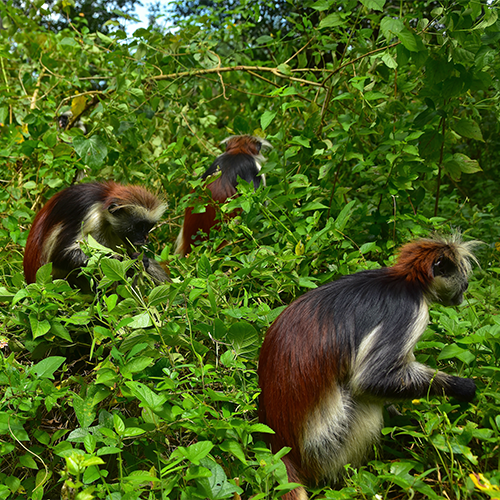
top-left (58, 111), bottom-right (72, 130)
top-left (430, 254), bottom-right (470, 306)
top-left (392, 234), bottom-right (479, 306)
top-left (222, 135), bottom-right (272, 157)
top-left (103, 183), bottom-right (166, 248)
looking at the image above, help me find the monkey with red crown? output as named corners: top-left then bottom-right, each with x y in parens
top-left (258, 234), bottom-right (478, 500)
top-left (24, 181), bottom-right (168, 289)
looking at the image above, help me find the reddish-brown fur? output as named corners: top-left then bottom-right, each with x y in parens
top-left (24, 192), bottom-right (64, 284)
top-left (389, 239), bottom-right (459, 287)
top-left (258, 236), bottom-right (476, 499)
top-left (258, 298), bottom-right (344, 489)
top-left (24, 181), bottom-right (164, 285)
top-left (101, 182), bottom-right (161, 211)
top-left (224, 135), bottom-right (261, 156)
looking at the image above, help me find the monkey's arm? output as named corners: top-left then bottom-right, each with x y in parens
top-left (51, 246), bottom-right (89, 279)
top-left (142, 256), bottom-right (170, 284)
top-left (357, 360), bottom-right (476, 402)
top-left (351, 318), bottom-right (476, 403)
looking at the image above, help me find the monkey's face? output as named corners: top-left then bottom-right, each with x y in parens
top-left (107, 206), bottom-right (156, 247)
top-left (127, 219), bottom-right (155, 246)
top-left (58, 111), bottom-right (72, 130)
top-left (58, 115), bottom-right (69, 129)
top-left (431, 257), bottom-right (469, 306)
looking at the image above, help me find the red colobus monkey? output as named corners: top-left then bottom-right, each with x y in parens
top-left (175, 135), bottom-right (271, 256)
top-left (257, 235), bottom-right (478, 500)
top-left (23, 181), bottom-right (168, 289)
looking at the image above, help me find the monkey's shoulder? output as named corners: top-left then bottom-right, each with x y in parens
top-left (312, 268), bottom-right (423, 302)
top-left (203, 154), bottom-right (261, 185)
top-left (289, 268), bottom-right (424, 328)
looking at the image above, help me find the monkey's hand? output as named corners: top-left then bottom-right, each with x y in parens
top-left (446, 376), bottom-right (476, 402)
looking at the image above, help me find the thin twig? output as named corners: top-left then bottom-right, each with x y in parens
top-left (152, 65), bottom-right (324, 87)
top-left (434, 116), bottom-right (446, 217)
top-left (30, 69), bottom-right (45, 110)
top-left (284, 37), bottom-right (315, 65)
top-left (180, 111), bottom-right (219, 156)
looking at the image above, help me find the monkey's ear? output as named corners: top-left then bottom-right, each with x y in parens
top-left (432, 256), bottom-right (455, 277)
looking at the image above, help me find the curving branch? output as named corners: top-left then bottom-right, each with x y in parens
top-left (152, 65), bottom-right (324, 88)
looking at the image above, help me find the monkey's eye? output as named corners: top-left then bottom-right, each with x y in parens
top-left (433, 257), bottom-right (456, 277)
top-left (108, 203), bottom-right (124, 214)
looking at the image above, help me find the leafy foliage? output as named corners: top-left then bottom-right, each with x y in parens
top-left (0, 0), bottom-right (499, 498)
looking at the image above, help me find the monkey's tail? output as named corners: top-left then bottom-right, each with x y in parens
top-left (282, 456), bottom-right (308, 500)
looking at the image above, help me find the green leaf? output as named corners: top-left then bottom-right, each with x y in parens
top-left (277, 63), bottom-right (292, 75)
top-left (82, 456), bottom-right (106, 466)
top-left (227, 321), bottom-right (260, 359)
top-left (256, 35), bottom-right (273, 43)
top-left (12, 289), bottom-right (29, 305)
top-left (311, 0), bottom-right (331, 12)
top-left (73, 135), bottom-right (108, 168)
top-left (381, 52), bottom-right (398, 68)
top-left (360, 0), bottom-right (385, 11)
top-left (452, 118), bottom-right (483, 141)
top-left (84, 434), bottom-right (96, 454)
top-left (397, 28), bottom-right (419, 52)
top-left (261, 110), bottom-right (276, 131)
top-left (364, 91), bottom-right (389, 101)
top-left (172, 441), bottom-right (214, 465)
top-left (29, 314), bottom-right (51, 339)
top-left (97, 31), bottom-right (114, 45)
top-left (219, 440), bottom-right (247, 464)
top-left (380, 17), bottom-right (404, 38)
top-left (72, 394), bottom-right (96, 429)
top-left (197, 457), bottom-right (241, 497)
top-left (0, 413), bottom-right (29, 441)
top-left (473, 8), bottom-right (498, 30)
top-left (302, 201), bottom-right (328, 211)
top-left (319, 12), bottom-right (343, 28)
top-left (438, 343), bottom-right (465, 360)
top-left (120, 357), bottom-right (154, 379)
top-left (128, 312), bottom-right (152, 329)
top-left (197, 254), bottom-right (212, 279)
top-left (122, 427), bottom-right (146, 438)
top-left (148, 284), bottom-right (170, 306)
top-left (35, 263), bottom-right (53, 285)
top-left (125, 381), bottom-right (167, 412)
top-left (51, 321), bottom-right (73, 342)
top-left (19, 454), bottom-right (37, 469)
top-left (298, 277), bottom-right (317, 288)
top-left (100, 258), bottom-right (127, 281)
top-left (334, 200), bottom-right (356, 232)
top-left (0, 287), bottom-right (15, 302)
top-left (113, 413), bottom-right (125, 435)
top-left (446, 153), bottom-right (482, 177)
top-left (31, 356), bottom-right (65, 379)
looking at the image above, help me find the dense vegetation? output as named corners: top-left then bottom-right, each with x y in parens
top-left (0, 0), bottom-right (499, 498)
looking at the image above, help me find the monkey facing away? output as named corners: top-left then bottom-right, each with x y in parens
top-left (23, 181), bottom-right (168, 289)
top-left (257, 235), bottom-right (478, 500)
top-left (175, 135), bottom-right (271, 256)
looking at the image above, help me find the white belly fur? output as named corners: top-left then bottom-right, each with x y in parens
top-left (302, 388), bottom-right (383, 482)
